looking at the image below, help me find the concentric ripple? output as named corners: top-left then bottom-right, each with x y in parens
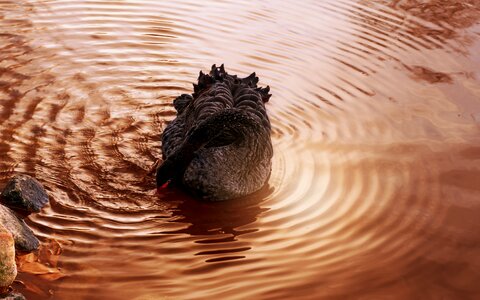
top-left (1, 0), bottom-right (480, 299)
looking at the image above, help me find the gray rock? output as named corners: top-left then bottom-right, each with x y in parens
top-left (1, 174), bottom-right (49, 214)
top-left (0, 205), bottom-right (39, 252)
top-left (0, 291), bottom-right (26, 300)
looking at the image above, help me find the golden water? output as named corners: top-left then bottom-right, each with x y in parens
top-left (1, 0), bottom-right (480, 299)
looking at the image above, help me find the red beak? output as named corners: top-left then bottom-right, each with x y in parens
top-left (156, 181), bottom-right (170, 193)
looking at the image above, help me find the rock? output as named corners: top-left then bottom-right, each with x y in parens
top-left (0, 205), bottom-right (39, 252)
top-left (1, 174), bottom-right (49, 215)
top-left (0, 224), bottom-right (16, 294)
top-left (0, 291), bottom-right (26, 300)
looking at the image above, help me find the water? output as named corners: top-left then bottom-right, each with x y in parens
top-left (1, 0), bottom-right (480, 299)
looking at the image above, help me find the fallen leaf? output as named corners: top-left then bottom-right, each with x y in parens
top-left (16, 238), bottom-right (67, 281)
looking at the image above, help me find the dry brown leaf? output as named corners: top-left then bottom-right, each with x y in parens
top-left (38, 239), bottom-right (63, 268)
top-left (15, 238), bottom-right (67, 281)
top-left (16, 252), bottom-right (36, 267)
top-left (19, 262), bottom-right (57, 275)
top-left (38, 272), bottom-right (66, 281)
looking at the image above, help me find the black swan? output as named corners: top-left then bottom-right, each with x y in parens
top-left (156, 64), bottom-right (273, 201)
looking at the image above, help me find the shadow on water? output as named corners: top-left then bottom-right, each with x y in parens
top-left (157, 184), bottom-right (272, 245)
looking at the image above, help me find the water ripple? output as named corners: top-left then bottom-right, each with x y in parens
top-left (1, 0), bottom-right (480, 299)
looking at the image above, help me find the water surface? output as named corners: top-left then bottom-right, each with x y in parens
top-left (1, 0), bottom-right (480, 299)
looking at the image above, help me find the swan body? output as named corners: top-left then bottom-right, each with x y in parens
top-left (156, 64), bottom-right (273, 201)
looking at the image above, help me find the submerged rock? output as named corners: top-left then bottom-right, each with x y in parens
top-left (0, 205), bottom-right (39, 252)
top-left (0, 225), bottom-right (16, 294)
top-left (0, 292), bottom-right (26, 300)
top-left (1, 174), bottom-right (49, 215)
